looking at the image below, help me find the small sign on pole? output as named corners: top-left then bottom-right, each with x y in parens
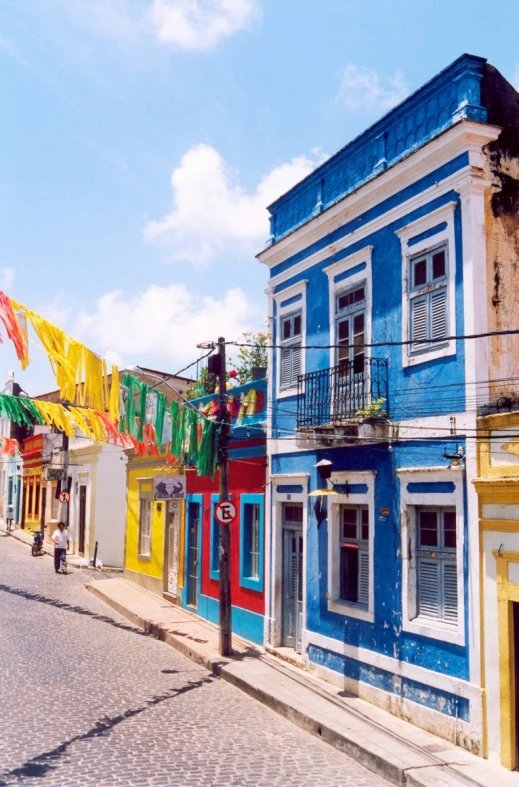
top-left (58, 491), bottom-right (70, 504)
top-left (215, 500), bottom-right (236, 525)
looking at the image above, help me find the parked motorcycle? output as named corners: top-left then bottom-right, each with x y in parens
top-left (31, 529), bottom-right (45, 557)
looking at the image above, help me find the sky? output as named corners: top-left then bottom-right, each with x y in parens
top-left (0, 0), bottom-right (517, 395)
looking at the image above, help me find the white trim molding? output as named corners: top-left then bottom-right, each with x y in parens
top-left (396, 201), bottom-right (457, 368)
top-left (273, 280), bottom-right (307, 401)
top-left (326, 471), bottom-right (375, 623)
top-left (398, 466), bottom-right (466, 646)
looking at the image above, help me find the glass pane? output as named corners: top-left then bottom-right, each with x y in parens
top-left (413, 259), bottom-right (427, 288)
top-left (432, 250), bottom-right (446, 280)
top-left (342, 508), bottom-right (357, 540)
top-left (353, 313), bottom-right (364, 336)
top-left (354, 286), bottom-right (365, 303)
top-left (338, 319), bottom-right (350, 343)
top-left (282, 318), bottom-right (291, 340)
top-left (443, 511), bottom-right (457, 549)
top-left (419, 510), bottom-right (438, 547)
top-left (284, 504), bottom-right (303, 523)
top-left (340, 547), bottom-right (359, 602)
top-left (361, 508), bottom-right (369, 541)
top-left (293, 314), bottom-right (302, 337)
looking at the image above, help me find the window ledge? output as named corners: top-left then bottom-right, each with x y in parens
top-left (328, 598), bottom-right (374, 623)
top-left (277, 387), bottom-right (298, 400)
top-left (403, 616), bottom-right (465, 646)
top-left (240, 576), bottom-right (264, 593)
top-left (137, 554), bottom-right (152, 563)
top-left (403, 341), bottom-right (455, 368)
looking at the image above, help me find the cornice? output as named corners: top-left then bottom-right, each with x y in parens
top-left (259, 121), bottom-right (500, 273)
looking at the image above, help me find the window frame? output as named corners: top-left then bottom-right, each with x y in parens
top-left (137, 479), bottom-right (153, 560)
top-left (415, 506), bottom-right (458, 624)
top-left (239, 493), bottom-right (265, 592)
top-left (408, 242), bottom-right (449, 356)
top-left (327, 471), bottom-right (375, 623)
top-left (339, 505), bottom-right (370, 607)
top-left (279, 309), bottom-right (302, 392)
top-left (398, 466), bottom-right (465, 645)
top-left (397, 201), bottom-right (457, 369)
top-left (274, 281), bottom-right (307, 399)
top-left (209, 493), bottom-right (220, 581)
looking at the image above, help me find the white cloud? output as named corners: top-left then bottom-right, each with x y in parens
top-left (0, 268), bottom-right (15, 291)
top-left (143, 144), bottom-right (324, 264)
top-left (54, 0), bottom-right (260, 49)
top-left (75, 283), bottom-right (261, 368)
top-left (147, 0), bottom-right (260, 50)
top-left (336, 64), bottom-right (408, 113)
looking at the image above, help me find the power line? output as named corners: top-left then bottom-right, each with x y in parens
top-left (227, 326), bottom-right (519, 351)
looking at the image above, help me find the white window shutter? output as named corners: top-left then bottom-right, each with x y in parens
top-left (431, 287), bottom-right (447, 340)
top-left (418, 558), bottom-right (440, 619)
top-left (442, 562), bottom-right (458, 623)
top-left (411, 296), bottom-right (428, 346)
top-left (281, 348), bottom-right (291, 388)
top-left (358, 550), bottom-right (370, 605)
top-left (292, 344), bottom-right (302, 382)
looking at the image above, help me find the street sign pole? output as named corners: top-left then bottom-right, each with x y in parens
top-left (217, 336), bottom-right (232, 657)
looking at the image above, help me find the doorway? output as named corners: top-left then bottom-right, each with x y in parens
top-left (186, 501), bottom-right (200, 608)
top-left (281, 503), bottom-right (303, 652)
top-left (164, 500), bottom-right (180, 599)
top-left (78, 485), bottom-right (87, 555)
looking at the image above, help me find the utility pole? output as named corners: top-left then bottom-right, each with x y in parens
top-left (60, 402), bottom-right (70, 528)
top-left (217, 336), bottom-right (232, 656)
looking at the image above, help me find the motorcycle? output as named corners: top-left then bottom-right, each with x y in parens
top-left (31, 529), bottom-right (45, 557)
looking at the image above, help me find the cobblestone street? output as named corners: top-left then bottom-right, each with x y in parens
top-left (0, 533), bottom-right (389, 787)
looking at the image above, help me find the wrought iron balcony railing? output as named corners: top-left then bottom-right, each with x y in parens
top-left (296, 358), bottom-right (389, 429)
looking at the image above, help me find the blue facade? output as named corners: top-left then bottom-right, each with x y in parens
top-left (259, 54), bottom-right (502, 749)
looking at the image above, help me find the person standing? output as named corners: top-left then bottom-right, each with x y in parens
top-left (52, 521), bottom-right (69, 574)
top-left (6, 502), bottom-right (14, 532)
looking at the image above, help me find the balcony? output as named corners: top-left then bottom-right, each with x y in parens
top-left (296, 358), bottom-right (390, 446)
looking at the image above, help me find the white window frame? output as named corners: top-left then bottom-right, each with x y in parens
top-left (415, 505), bottom-right (458, 624)
top-left (324, 246), bottom-right (372, 372)
top-left (397, 201), bottom-right (457, 368)
top-left (327, 470), bottom-right (375, 623)
top-left (274, 281), bottom-right (307, 399)
top-left (339, 504), bottom-right (370, 607)
top-left (398, 466), bottom-right (465, 645)
top-left (138, 479), bottom-right (153, 559)
top-left (280, 310), bottom-right (302, 391)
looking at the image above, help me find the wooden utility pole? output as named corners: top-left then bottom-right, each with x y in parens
top-left (217, 336), bottom-right (232, 656)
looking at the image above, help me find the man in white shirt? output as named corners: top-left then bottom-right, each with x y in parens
top-left (52, 521), bottom-right (69, 574)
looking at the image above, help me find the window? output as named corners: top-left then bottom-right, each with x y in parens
top-left (280, 310), bottom-right (302, 390)
top-left (336, 283), bottom-right (366, 376)
top-left (409, 244), bottom-right (448, 354)
top-left (240, 494), bottom-right (264, 591)
top-left (138, 484), bottom-right (153, 558)
top-left (339, 506), bottom-right (369, 606)
top-left (209, 494), bottom-right (219, 580)
top-left (415, 507), bottom-right (457, 624)
top-left (34, 484), bottom-right (41, 518)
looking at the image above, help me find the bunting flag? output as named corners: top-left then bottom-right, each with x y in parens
top-left (4, 294), bottom-right (118, 418)
top-left (0, 436), bottom-right (19, 456)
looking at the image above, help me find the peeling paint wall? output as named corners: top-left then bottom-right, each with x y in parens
top-left (482, 66), bottom-right (519, 398)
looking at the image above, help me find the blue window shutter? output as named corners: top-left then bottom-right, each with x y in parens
top-left (418, 558), bottom-right (440, 619)
top-left (442, 562), bottom-right (458, 623)
top-left (411, 296), bottom-right (428, 346)
top-left (430, 287), bottom-right (447, 340)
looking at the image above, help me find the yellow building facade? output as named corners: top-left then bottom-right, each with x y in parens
top-left (124, 456), bottom-right (184, 600)
top-left (474, 411), bottom-right (519, 770)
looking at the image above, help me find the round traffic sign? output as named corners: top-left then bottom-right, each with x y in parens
top-left (215, 500), bottom-right (236, 525)
top-left (58, 491), bottom-right (70, 504)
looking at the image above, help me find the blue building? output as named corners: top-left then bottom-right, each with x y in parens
top-left (258, 55), bottom-right (519, 754)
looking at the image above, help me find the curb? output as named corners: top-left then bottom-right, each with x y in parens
top-left (84, 582), bottom-right (447, 787)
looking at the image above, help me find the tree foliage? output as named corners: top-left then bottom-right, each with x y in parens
top-left (230, 330), bottom-right (269, 384)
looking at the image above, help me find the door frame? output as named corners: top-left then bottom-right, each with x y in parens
top-left (163, 499), bottom-right (182, 601)
top-left (183, 494), bottom-right (203, 610)
top-left (281, 521), bottom-right (303, 651)
top-left (268, 475), bottom-right (309, 649)
top-left (495, 550), bottom-right (519, 769)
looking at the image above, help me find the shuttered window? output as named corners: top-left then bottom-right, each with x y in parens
top-left (409, 244), bottom-right (448, 354)
top-left (280, 310), bottom-right (302, 390)
top-left (339, 506), bottom-right (369, 606)
top-left (415, 507), bottom-right (457, 624)
top-left (138, 481), bottom-right (153, 558)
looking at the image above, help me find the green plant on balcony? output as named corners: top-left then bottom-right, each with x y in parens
top-left (355, 397), bottom-right (387, 419)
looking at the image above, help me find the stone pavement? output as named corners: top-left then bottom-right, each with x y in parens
top-left (86, 574), bottom-right (519, 787)
top-left (0, 529), bottom-right (389, 787)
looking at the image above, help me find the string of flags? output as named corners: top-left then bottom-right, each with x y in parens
top-left (0, 291), bottom-right (219, 477)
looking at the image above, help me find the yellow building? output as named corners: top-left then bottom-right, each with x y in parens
top-left (124, 455), bottom-right (184, 601)
top-left (474, 411), bottom-right (519, 770)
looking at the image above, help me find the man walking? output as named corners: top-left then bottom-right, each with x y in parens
top-left (6, 502), bottom-right (14, 532)
top-left (52, 521), bottom-right (69, 574)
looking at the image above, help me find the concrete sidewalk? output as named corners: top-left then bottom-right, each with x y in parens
top-left (3, 525), bottom-right (122, 572)
top-left (85, 576), bottom-right (518, 787)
